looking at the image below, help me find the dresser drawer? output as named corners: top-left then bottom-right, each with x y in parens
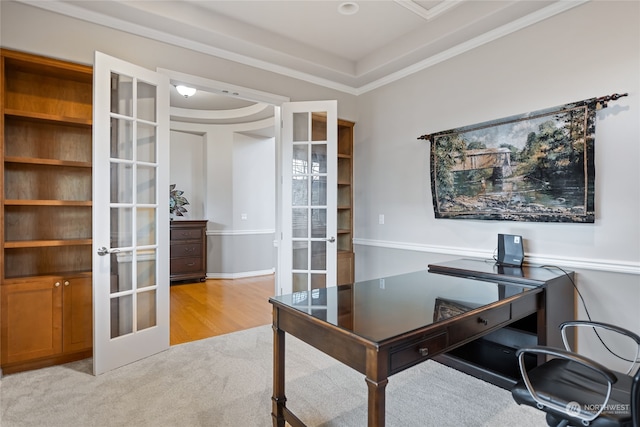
top-left (448, 304), bottom-right (511, 344)
top-left (170, 257), bottom-right (204, 274)
top-left (170, 242), bottom-right (203, 258)
top-left (389, 331), bottom-right (448, 373)
top-left (170, 228), bottom-right (203, 241)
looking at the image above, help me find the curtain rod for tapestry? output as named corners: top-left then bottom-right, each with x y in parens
top-left (417, 92), bottom-right (628, 142)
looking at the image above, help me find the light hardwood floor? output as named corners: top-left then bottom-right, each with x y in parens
top-left (170, 275), bottom-right (275, 345)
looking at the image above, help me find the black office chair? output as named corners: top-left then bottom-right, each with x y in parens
top-left (511, 320), bottom-right (640, 427)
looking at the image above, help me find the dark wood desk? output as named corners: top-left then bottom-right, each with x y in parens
top-left (270, 260), bottom-right (574, 426)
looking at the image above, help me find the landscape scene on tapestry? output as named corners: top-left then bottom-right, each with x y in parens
top-left (430, 99), bottom-right (596, 223)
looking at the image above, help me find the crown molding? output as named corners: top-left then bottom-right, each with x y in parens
top-left (18, 0), bottom-right (589, 95)
top-left (170, 103), bottom-right (270, 122)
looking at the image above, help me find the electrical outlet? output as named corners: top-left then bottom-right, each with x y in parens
top-left (378, 214), bottom-right (385, 225)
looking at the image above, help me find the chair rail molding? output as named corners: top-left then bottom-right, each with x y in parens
top-left (353, 238), bottom-right (640, 275)
top-left (207, 229), bottom-right (275, 236)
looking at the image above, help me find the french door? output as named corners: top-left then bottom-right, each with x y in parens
top-left (279, 101), bottom-right (337, 296)
top-left (92, 52), bottom-right (170, 374)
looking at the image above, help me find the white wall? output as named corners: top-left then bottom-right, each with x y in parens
top-left (170, 119), bottom-right (276, 277)
top-left (355, 1), bottom-right (639, 267)
top-left (232, 133), bottom-right (276, 231)
top-left (169, 130), bottom-right (206, 220)
top-left (353, 1), bottom-right (640, 368)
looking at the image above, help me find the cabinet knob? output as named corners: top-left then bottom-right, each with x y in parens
top-left (55, 282), bottom-right (61, 287)
top-left (64, 280), bottom-right (70, 286)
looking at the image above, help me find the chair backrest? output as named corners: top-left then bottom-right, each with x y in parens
top-left (561, 321), bottom-right (640, 376)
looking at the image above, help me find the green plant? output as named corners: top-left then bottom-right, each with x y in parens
top-left (169, 184), bottom-right (189, 216)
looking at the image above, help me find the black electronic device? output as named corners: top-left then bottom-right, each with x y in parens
top-left (497, 265), bottom-right (524, 277)
top-left (497, 234), bottom-right (524, 267)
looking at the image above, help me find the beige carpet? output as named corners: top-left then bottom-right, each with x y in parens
top-left (0, 324), bottom-right (545, 426)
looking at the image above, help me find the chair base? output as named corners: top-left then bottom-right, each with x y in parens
top-left (546, 412), bottom-right (570, 427)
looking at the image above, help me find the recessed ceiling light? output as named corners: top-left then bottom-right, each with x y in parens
top-left (338, 2), bottom-right (359, 16)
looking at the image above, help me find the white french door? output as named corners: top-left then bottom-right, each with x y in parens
top-left (92, 52), bottom-right (170, 375)
top-left (279, 101), bottom-right (337, 296)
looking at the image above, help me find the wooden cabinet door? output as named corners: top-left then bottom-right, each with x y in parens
top-left (62, 275), bottom-right (92, 352)
top-left (1, 279), bottom-right (63, 364)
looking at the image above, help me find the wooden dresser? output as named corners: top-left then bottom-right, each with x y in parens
top-left (170, 220), bottom-right (208, 283)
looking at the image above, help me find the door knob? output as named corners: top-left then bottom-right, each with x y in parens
top-left (325, 236), bottom-right (336, 243)
top-left (97, 247), bottom-right (120, 256)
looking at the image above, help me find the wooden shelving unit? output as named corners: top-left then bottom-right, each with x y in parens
top-left (1, 49), bottom-right (93, 374)
top-left (308, 114), bottom-right (355, 286)
top-left (337, 119), bottom-right (354, 285)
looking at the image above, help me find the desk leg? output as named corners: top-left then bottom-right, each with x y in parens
top-left (365, 345), bottom-right (389, 427)
top-left (272, 314), bottom-right (286, 427)
top-left (365, 377), bottom-right (388, 427)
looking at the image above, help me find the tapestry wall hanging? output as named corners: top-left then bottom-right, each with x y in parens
top-left (420, 94), bottom-right (626, 223)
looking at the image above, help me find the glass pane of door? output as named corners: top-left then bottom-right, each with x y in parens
top-left (291, 113), bottom-right (328, 291)
top-left (108, 71), bottom-right (159, 337)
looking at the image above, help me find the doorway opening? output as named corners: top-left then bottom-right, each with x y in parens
top-left (161, 69), bottom-right (287, 344)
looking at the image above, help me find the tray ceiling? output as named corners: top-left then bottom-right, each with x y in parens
top-left (18, 0), bottom-right (587, 95)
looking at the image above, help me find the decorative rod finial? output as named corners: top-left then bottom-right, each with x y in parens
top-left (596, 92), bottom-right (628, 110)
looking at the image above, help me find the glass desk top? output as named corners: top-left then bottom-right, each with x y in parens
top-left (270, 269), bottom-right (540, 343)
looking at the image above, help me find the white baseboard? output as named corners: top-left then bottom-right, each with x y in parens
top-left (206, 268), bottom-right (275, 280)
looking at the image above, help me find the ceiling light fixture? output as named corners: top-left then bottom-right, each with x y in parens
top-left (175, 85), bottom-right (196, 98)
top-left (338, 2), bottom-right (359, 16)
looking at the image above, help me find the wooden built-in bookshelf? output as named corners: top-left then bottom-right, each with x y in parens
top-left (337, 119), bottom-right (354, 285)
top-left (1, 49), bottom-right (93, 374)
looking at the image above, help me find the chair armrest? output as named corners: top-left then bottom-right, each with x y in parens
top-left (516, 346), bottom-right (617, 423)
top-left (516, 346), bottom-right (618, 383)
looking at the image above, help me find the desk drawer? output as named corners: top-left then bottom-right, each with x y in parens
top-left (171, 242), bottom-right (203, 258)
top-left (170, 228), bottom-right (203, 241)
top-left (390, 331), bottom-right (448, 373)
top-left (170, 257), bottom-right (204, 274)
top-left (448, 304), bottom-right (511, 344)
